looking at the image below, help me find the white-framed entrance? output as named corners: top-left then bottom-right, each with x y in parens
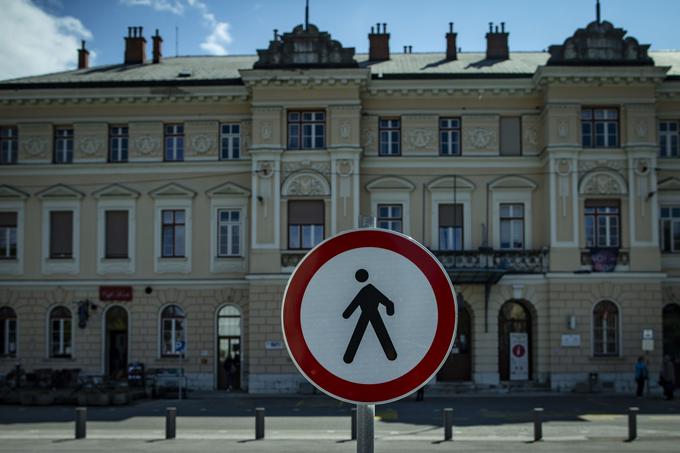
top-left (101, 304), bottom-right (130, 379)
top-left (214, 304), bottom-right (243, 390)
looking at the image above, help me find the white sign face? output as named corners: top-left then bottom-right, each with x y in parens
top-left (561, 334), bottom-right (581, 347)
top-left (642, 338), bottom-right (654, 351)
top-left (642, 329), bottom-right (654, 340)
top-left (509, 332), bottom-right (529, 380)
top-left (301, 247), bottom-right (438, 385)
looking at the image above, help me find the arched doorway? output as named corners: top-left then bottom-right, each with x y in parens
top-left (105, 306), bottom-right (128, 380)
top-left (217, 305), bottom-right (241, 390)
top-left (437, 306), bottom-right (471, 381)
top-left (499, 300), bottom-right (532, 381)
top-left (663, 303), bottom-right (680, 386)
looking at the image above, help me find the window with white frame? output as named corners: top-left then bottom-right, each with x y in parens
top-left (105, 210), bottom-right (129, 259)
top-left (593, 300), bottom-right (619, 356)
top-left (581, 108), bottom-right (619, 148)
top-left (0, 126), bottom-right (18, 165)
top-left (164, 124), bottom-right (184, 161)
top-left (288, 200), bottom-right (324, 249)
top-left (500, 204), bottom-right (524, 250)
top-left (438, 204), bottom-right (463, 251)
top-left (288, 111), bottom-right (325, 149)
top-left (377, 204), bottom-right (402, 233)
top-left (379, 118), bottom-right (401, 156)
top-left (49, 306), bottom-right (72, 358)
top-left (0, 212), bottom-right (17, 259)
top-left (161, 209), bottom-right (185, 257)
top-left (585, 200), bottom-right (620, 248)
top-left (109, 126), bottom-right (129, 162)
top-left (217, 209), bottom-right (241, 257)
top-left (659, 121), bottom-right (679, 158)
top-left (439, 118), bottom-right (461, 156)
top-left (54, 127), bottom-right (74, 163)
top-left (49, 211), bottom-right (74, 259)
top-left (161, 305), bottom-right (186, 357)
top-left (661, 206), bottom-right (680, 253)
top-left (220, 124), bottom-right (241, 159)
top-left (0, 307), bottom-right (17, 357)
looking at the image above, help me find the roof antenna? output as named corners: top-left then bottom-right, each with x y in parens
top-left (596, 0), bottom-right (601, 23)
top-left (175, 25), bottom-right (179, 57)
top-left (305, 0), bottom-right (309, 30)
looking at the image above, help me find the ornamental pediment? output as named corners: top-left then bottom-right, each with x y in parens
top-left (658, 177), bottom-right (680, 192)
top-left (149, 183), bottom-right (196, 199)
top-left (36, 184), bottom-right (84, 200)
top-left (366, 176), bottom-right (415, 192)
top-left (0, 184), bottom-right (29, 200)
top-left (206, 182), bottom-right (251, 198)
top-left (92, 183), bottom-right (140, 199)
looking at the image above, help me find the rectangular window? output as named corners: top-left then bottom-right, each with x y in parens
top-left (585, 200), bottom-right (620, 248)
top-left (220, 123), bottom-right (241, 159)
top-left (49, 211), bottom-right (73, 259)
top-left (377, 204), bottom-right (403, 233)
top-left (288, 111), bottom-right (325, 149)
top-left (0, 318), bottom-right (17, 357)
top-left (105, 210), bottom-right (129, 259)
top-left (439, 118), bottom-right (461, 156)
top-left (288, 200), bottom-right (324, 249)
top-left (500, 117), bottom-right (521, 156)
top-left (659, 121), bottom-right (679, 158)
top-left (582, 108), bottom-right (619, 148)
top-left (217, 209), bottom-right (241, 257)
top-left (0, 126), bottom-right (18, 165)
top-left (164, 124), bottom-right (184, 161)
top-left (0, 212), bottom-right (17, 259)
top-left (379, 118), bottom-right (401, 156)
top-left (438, 204), bottom-right (463, 251)
top-left (500, 203), bottom-right (524, 249)
top-left (54, 127), bottom-right (74, 163)
top-left (109, 126), bottom-right (129, 162)
top-left (660, 206), bottom-right (680, 253)
top-left (161, 209), bottom-right (186, 257)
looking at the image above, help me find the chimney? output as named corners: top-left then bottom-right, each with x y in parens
top-left (486, 22), bottom-right (509, 60)
top-left (77, 40), bottom-right (89, 70)
top-left (368, 22), bottom-right (390, 61)
top-left (124, 26), bottom-right (147, 65)
top-left (152, 29), bottom-right (163, 64)
top-left (446, 22), bottom-right (457, 60)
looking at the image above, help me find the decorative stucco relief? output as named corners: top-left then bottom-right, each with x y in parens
top-left (77, 136), bottom-right (104, 156)
top-left (257, 160), bottom-right (274, 217)
top-left (466, 128), bottom-right (496, 149)
top-left (260, 121), bottom-right (273, 141)
top-left (524, 125), bottom-right (539, 147)
top-left (407, 128), bottom-right (435, 148)
top-left (135, 135), bottom-right (161, 155)
top-left (557, 119), bottom-right (569, 138)
top-left (635, 119), bottom-right (649, 139)
top-left (556, 159), bottom-right (572, 218)
top-left (339, 120), bottom-right (351, 140)
top-left (285, 174), bottom-right (328, 196)
top-left (337, 159), bottom-right (353, 216)
top-left (283, 160), bottom-right (330, 177)
top-left (191, 134), bottom-right (214, 154)
top-left (581, 173), bottom-right (626, 195)
top-left (578, 160), bottom-right (625, 173)
top-left (22, 137), bottom-right (49, 158)
top-left (241, 120), bottom-right (252, 150)
top-left (361, 122), bottom-right (376, 150)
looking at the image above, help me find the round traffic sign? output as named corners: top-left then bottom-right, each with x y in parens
top-left (282, 229), bottom-right (457, 404)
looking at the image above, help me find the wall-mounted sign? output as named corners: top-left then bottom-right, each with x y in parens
top-left (642, 339), bottom-right (654, 351)
top-left (265, 340), bottom-right (284, 350)
top-left (590, 249), bottom-right (618, 272)
top-left (99, 286), bottom-right (133, 302)
top-left (561, 334), bottom-right (581, 347)
top-left (510, 332), bottom-right (529, 381)
top-left (642, 329), bottom-right (654, 340)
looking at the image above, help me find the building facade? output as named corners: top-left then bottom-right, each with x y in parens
top-left (1, 15), bottom-right (680, 393)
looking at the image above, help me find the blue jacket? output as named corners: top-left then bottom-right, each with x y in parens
top-left (635, 362), bottom-right (648, 380)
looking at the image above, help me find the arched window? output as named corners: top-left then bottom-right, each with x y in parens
top-left (0, 307), bottom-right (17, 357)
top-left (49, 306), bottom-right (72, 358)
top-left (593, 300), bottom-right (619, 356)
top-left (161, 305), bottom-right (186, 357)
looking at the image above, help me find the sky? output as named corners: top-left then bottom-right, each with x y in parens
top-left (1, 0), bottom-right (680, 80)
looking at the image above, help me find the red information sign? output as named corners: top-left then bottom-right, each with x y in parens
top-left (99, 286), bottom-right (133, 302)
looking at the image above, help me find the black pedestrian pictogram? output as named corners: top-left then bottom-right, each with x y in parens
top-left (342, 269), bottom-right (397, 363)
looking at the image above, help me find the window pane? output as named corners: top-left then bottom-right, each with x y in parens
top-left (174, 226), bottom-right (185, 256)
top-left (289, 225), bottom-right (300, 249)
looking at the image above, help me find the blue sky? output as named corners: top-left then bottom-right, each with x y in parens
top-left (1, 0), bottom-right (680, 80)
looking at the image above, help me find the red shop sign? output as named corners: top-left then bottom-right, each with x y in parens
top-left (99, 286), bottom-right (133, 302)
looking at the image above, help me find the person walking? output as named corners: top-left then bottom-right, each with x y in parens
top-left (660, 355), bottom-right (676, 400)
top-left (223, 354), bottom-right (235, 391)
top-left (634, 356), bottom-right (648, 397)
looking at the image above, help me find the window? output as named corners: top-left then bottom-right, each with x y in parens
top-left (288, 111), bottom-right (325, 149)
top-left (585, 200), bottom-right (620, 248)
top-left (379, 118), bottom-right (401, 156)
top-left (659, 121), bottom-right (679, 158)
top-left (109, 126), bottom-right (129, 162)
top-left (500, 117), bottom-right (521, 156)
top-left (164, 124), bottom-right (184, 161)
top-left (220, 123), bottom-right (241, 159)
top-left (582, 108), bottom-right (618, 148)
top-left (500, 204), bottom-right (524, 249)
top-left (0, 126), bottom-right (18, 165)
top-left (161, 209), bottom-right (185, 257)
top-left (217, 209), bottom-right (241, 257)
top-left (0, 212), bottom-right (17, 259)
top-left (440, 118), bottom-right (461, 156)
top-left (438, 204), bottom-right (463, 251)
top-left (49, 211), bottom-right (73, 259)
top-left (377, 204), bottom-right (402, 232)
top-left (0, 307), bottom-right (17, 357)
top-left (593, 300), bottom-right (619, 356)
top-left (288, 200), bottom-right (324, 249)
top-left (161, 305), bottom-right (186, 357)
top-left (661, 206), bottom-right (680, 253)
top-left (105, 210), bottom-right (129, 259)
top-left (49, 306), bottom-right (72, 358)
top-left (54, 127), bottom-right (74, 163)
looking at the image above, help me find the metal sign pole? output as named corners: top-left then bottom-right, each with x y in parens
top-left (356, 404), bottom-right (374, 453)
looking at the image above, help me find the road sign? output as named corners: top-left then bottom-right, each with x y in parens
top-left (509, 332), bottom-right (529, 380)
top-left (282, 229), bottom-right (457, 404)
top-left (175, 340), bottom-right (186, 353)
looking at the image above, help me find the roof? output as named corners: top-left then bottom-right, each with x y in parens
top-left (1, 51), bottom-right (679, 88)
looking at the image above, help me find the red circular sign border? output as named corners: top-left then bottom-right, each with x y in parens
top-left (282, 229), bottom-right (457, 404)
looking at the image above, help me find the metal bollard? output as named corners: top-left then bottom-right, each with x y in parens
top-left (166, 407), bottom-right (176, 439)
top-left (533, 408), bottom-right (543, 442)
top-left (351, 407), bottom-right (357, 440)
top-left (443, 408), bottom-right (453, 441)
top-left (75, 407), bottom-right (87, 439)
top-left (255, 407), bottom-right (265, 439)
top-left (628, 407), bottom-right (639, 441)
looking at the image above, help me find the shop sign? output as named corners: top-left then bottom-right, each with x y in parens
top-left (99, 286), bottom-right (133, 302)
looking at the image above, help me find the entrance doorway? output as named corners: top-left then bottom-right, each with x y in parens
top-left (499, 300), bottom-right (532, 381)
top-left (217, 305), bottom-right (241, 390)
top-left (105, 306), bottom-right (128, 380)
top-left (437, 306), bottom-right (471, 381)
top-left (663, 303), bottom-right (680, 386)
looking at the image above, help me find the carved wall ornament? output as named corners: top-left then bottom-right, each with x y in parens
top-left (556, 159), bottom-right (572, 218)
top-left (135, 135), bottom-right (161, 155)
top-left (466, 128), bottom-right (496, 149)
top-left (635, 159), bottom-right (651, 176)
top-left (337, 159), bottom-right (353, 216)
top-left (257, 160), bottom-right (275, 178)
top-left (23, 137), bottom-right (49, 157)
top-left (78, 136), bottom-right (104, 156)
top-left (578, 159), bottom-right (625, 173)
top-left (283, 160), bottom-right (330, 177)
top-left (361, 123), bottom-right (376, 148)
top-left (257, 160), bottom-right (274, 218)
top-left (241, 120), bottom-right (252, 150)
top-left (407, 128), bottom-right (435, 149)
top-left (284, 172), bottom-right (330, 197)
top-left (191, 134), bottom-right (214, 154)
top-left (635, 120), bottom-right (648, 139)
top-left (556, 159), bottom-right (572, 176)
top-left (339, 120), bottom-right (351, 140)
top-left (524, 125), bottom-right (539, 147)
top-left (581, 172), bottom-right (626, 195)
top-left (260, 121), bottom-right (273, 140)
top-left (336, 159), bottom-right (353, 176)
top-left (557, 119), bottom-right (569, 138)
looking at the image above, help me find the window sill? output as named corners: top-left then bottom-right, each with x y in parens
top-left (47, 258), bottom-right (75, 262)
top-left (101, 257), bottom-right (130, 262)
top-left (159, 257), bottom-right (188, 261)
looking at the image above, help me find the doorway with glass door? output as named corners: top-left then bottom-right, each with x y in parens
top-left (217, 305), bottom-right (241, 390)
top-left (105, 306), bottom-right (128, 380)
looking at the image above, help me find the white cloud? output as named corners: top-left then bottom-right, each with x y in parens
top-left (200, 22), bottom-right (232, 55)
top-left (0, 0), bottom-right (94, 80)
top-left (119, 0), bottom-right (184, 15)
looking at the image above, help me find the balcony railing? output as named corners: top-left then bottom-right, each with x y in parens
top-left (432, 249), bottom-right (549, 283)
